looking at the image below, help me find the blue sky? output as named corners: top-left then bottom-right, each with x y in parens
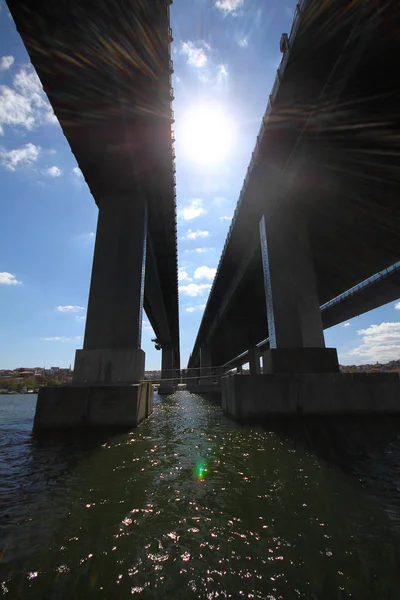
top-left (0, 0), bottom-right (399, 370)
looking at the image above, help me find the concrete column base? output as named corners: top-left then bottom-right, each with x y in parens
top-left (73, 348), bottom-right (145, 384)
top-left (33, 382), bottom-right (153, 430)
top-left (186, 382), bottom-right (220, 394)
top-left (221, 373), bottom-right (400, 421)
top-left (249, 347), bottom-right (261, 375)
top-left (158, 383), bottom-right (177, 395)
top-left (262, 348), bottom-right (339, 374)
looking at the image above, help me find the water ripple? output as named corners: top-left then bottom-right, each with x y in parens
top-left (1, 393), bottom-right (400, 598)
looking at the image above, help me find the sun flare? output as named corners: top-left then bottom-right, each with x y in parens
top-left (180, 104), bottom-right (236, 166)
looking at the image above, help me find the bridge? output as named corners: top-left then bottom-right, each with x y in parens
top-left (7, 0), bottom-right (400, 427)
top-left (187, 0), bottom-right (400, 418)
top-left (7, 0), bottom-right (180, 427)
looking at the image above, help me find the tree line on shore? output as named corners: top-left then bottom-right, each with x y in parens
top-left (0, 377), bottom-right (62, 393)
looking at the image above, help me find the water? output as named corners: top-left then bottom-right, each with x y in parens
top-left (1, 392), bottom-right (400, 599)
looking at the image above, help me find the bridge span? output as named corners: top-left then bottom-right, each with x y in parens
top-left (187, 0), bottom-right (400, 418)
top-left (7, 0), bottom-right (179, 427)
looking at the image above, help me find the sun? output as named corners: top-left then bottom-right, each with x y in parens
top-left (179, 104), bottom-right (236, 166)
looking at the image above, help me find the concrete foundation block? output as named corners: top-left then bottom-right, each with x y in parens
top-left (73, 348), bottom-right (145, 384)
top-left (158, 383), bottom-right (176, 395)
top-left (221, 373), bottom-right (400, 421)
top-left (33, 382), bottom-right (153, 430)
top-left (187, 383), bottom-right (221, 395)
top-left (262, 347), bottom-right (339, 373)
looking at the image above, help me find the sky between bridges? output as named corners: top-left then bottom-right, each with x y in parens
top-left (0, 0), bottom-right (399, 370)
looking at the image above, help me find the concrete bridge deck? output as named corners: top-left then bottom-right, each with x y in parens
top-left (7, 0), bottom-right (179, 364)
top-left (7, 0), bottom-right (180, 427)
top-left (188, 0), bottom-right (400, 372)
top-left (187, 0), bottom-right (400, 420)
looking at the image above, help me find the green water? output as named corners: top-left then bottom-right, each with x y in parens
top-left (1, 392), bottom-right (400, 598)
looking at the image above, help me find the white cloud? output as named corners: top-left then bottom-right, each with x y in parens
top-left (238, 37), bottom-right (248, 48)
top-left (0, 142), bottom-right (40, 171)
top-left (182, 229), bottom-right (209, 240)
top-left (349, 344), bottom-right (400, 363)
top-left (216, 64), bottom-right (228, 84)
top-left (45, 165), bottom-right (62, 177)
top-left (14, 67), bottom-right (51, 116)
top-left (395, 302), bottom-right (400, 310)
top-left (194, 266), bottom-right (216, 281)
top-left (216, 0), bottom-right (244, 15)
top-left (44, 336), bottom-right (83, 342)
top-left (0, 56), bottom-right (14, 71)
top-left (219, 215), bottom-right (232, 221)
top-left (184, 247), bottom-right (214, 254)
top-left (76, 315), bottom-right (86, 322)
top-left (72, 166), bottom-right (83, 178)
top-left (343, 322), bottom-right (351, 328)
top-left (0, 65), bottom-right (57, 134)
top-left (0, 86), bottom-right (33, 134)
top-left (178, 269), bottom-right (192, 282)
top-left (357, 322), bottom-right (400, 346)
top-left (180, 41), bottom-right (208, 68)
top-left (180, 199), bottom-right (206, 221)
top-left (186, 304), bottom-right (206, 313)
top-left (285, 7), bottom-right (295, 18)
top-left (348, 322), bottom-right (400, 363)
top-left (56, 305), bottom-right (85, 313)
top-left (179, 283), bottom-right (212, 297)
top-left (142, 318), bottom-right (155, 336)
top-left (0, 272), bottom-right (21, 285)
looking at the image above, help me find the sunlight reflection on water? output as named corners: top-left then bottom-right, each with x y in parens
top-left (1, 392), bottom-right (400, 598)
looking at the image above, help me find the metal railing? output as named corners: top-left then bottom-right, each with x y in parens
top-left (320, 261), bottom-right (400, 312)
top-left (186, 257), bottom-right (400, 374)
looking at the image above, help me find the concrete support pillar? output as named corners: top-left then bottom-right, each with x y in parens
top-left (158, 345), bottom-right (177, 394)
top-left (261, 350), bottom-right (270, 374)
top-left (161, 347), bottom-right (175, 380)
top-left (189, 367), bottom-right (199, 385)
top-left (259, 206), bottom-right (339, 373)
top-left (248, 347), bottom-right (261, 375)
top-left (200, 346), bottom-right (214, 383)
top-left (73, 195), bottom-right (147, 384)
top-left (36, 194), bottom-right (154, 430)
top-left (260, 207), bottom-right (324, 348)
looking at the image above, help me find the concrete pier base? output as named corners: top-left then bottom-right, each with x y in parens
top-left (73, 348), bottom-right (145, 384)
top-left (158, 383), bottom-right (177, 395)
top-left (33, 382), bottom-right (153, 430)
top-left (221, 373), bottom-right (400, 422)
top-left (262, 348), bottom-right (339, 374)
top-left (187, 383), bottom-right (221, 395)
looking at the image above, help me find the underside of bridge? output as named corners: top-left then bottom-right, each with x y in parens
top-left (7, 0), bottom-right (180, 426)
top-left (188, 0), bottom-right (400, 374)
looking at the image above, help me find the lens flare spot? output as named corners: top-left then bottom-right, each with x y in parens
top-left (194, 460), bottom-right (208, 480)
